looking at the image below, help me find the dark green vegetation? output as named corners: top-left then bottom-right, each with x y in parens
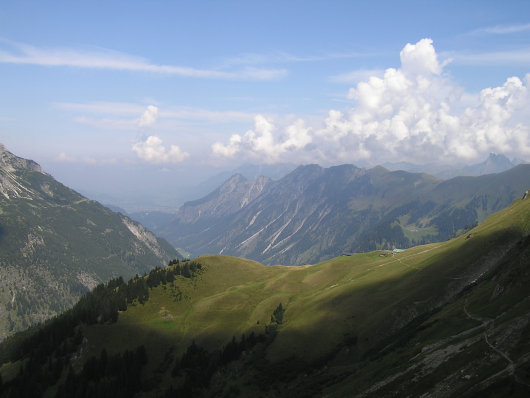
top-left (1, 196), bottom-right (529, 397)
top-left (0, 145), bottom-right (180, 339)
top-left (161, 163), bottom-right (530, 265)
top-left (0, 260), bottom-right (202, 397)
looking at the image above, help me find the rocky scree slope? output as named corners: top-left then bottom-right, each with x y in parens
top-left (162, 163), bottom-right (530, 265)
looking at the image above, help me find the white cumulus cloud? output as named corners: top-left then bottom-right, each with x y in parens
top-left (132, 136), bottom-right (189, 164)
top-left (212, 115), bottom-right (312, 163)
top-left (212, 38), bottom-right (530, 166)
top-left (399, 38), bottom-right (442, 76)
top-left (138, 105), bottom-right (159, 128)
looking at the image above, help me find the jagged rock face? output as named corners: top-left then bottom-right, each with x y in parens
top-left (161, 163), bottom-right (530, 265)
top-left (173, 174), bottom-right (271, 224)
top-left (465, 152), bottom-right (516, 176)
top-left (0, 144), bottom-right (42, 173)
top-left (0, 145), bottom-right (44, 199)
top-left (0, 144), bottom-right (179, 340)
top-left (435, 152), bottom-right (518, 179)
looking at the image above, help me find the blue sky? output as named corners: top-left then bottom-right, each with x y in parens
top-left (1, 1), bottom-right (530, 209)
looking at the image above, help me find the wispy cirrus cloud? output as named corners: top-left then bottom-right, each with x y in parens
top-left (469, 23), bottom-right (530, 35)
top-left (54, 102), bottom-right (147, 116)
top-left (221, 50), bottom-right (378, 68)
top-left (329, 69), bottom-right (385, 83)
top-left (54, 102), bottom-right (150, 130)
top-left (54, 101), bottom-right (257, 126)
top-left (444, 48), bottom-right (530, 66)
top-left (0, 38), bottom-right (286, 80)
top-left (162, 108), bottom-right (255, 123)
top-left (56, 152), bottom-right (117, 165)
top-left (73, 116), bottom-right (138, 131)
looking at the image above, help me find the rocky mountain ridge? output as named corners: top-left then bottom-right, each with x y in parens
top-left (174, 174), bottom-right (271, 224)
top-left (0, 145), bottom-right (179, 339)
top-left (161, 162), bottom-right (530, 265)
top-left (383, 152), bottom-right (522, 179)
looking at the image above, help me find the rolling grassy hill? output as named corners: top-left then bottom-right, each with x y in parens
top-left (1, 195), bottom-right (529, 396)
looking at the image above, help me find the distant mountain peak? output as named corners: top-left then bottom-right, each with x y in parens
top-left (226, 173), bottom-right (247, 182)
top-left (160, 161), bottom-right (530, 265)
top-left (0, 144), bottom-right (178, 339)
top-left (382, 153), bottom-right (521, 179)
top-left (369, 165), bottom-right (389, 173)
top-left (173, 173), bottom-right (271, 224)
top-left (471, 152), bottom-right (514, 176)
top-left (219, 173), bottom-right (248, 191)
top-left (0, 144), bottom-right (46, 199)
top-left (285, 164), bottom-right (323, 179)
top-left (0, 144), bottom-right (43, 174)
top-left (485, 152), bottom-right (511, 164)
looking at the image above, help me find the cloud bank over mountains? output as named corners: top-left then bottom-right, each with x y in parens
top-left (212, 38), bottom-right (530, 166)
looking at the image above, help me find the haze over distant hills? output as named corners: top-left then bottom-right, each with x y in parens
top-left (189, 163), bottom-right (296, 203)
top-left (89, 154), bottom-right (521, 214)
top-left (125, 152), bottom-right (524, 233)
top-left (64, 162), bottom-right (298, 214)
top-left (383, 152), bottom-right (523, 179)
top-left (126, 164), bottom-right (294, 235)
top-left (0, 145), bottom-right (179, 339)
top-left (159, 162), bottom-right (530, 265)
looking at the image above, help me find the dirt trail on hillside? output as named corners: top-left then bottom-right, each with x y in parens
top-left (463, 300), bottom-right (521, 389)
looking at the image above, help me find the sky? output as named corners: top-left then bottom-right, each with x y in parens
top-left (1, 1), bottom-right (530, 210)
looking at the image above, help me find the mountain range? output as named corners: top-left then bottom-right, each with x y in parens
top-left (0, 145), bottom-right (179, 339)
top-left (1, 193), bottom-right (529, 396)
top-left (383, 152), bottom-right (521, 179)
top-left (159, 162), bottom-right (530, 265)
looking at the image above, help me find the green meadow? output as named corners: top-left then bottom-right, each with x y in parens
top-left (2, 197), bottom-right (530, 397)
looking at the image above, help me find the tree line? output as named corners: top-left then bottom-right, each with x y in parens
top-left (0, 259), bottom-right (202, 397)
top-left (165, 303), bottom-right (285, 396)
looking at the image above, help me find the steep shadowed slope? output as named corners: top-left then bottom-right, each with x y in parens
top-left (1, 196), bottom-right (529, 397)
top-left (0, 145), bottom-right (179, 339)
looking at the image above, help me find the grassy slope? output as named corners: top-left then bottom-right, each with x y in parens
top-left (326, 197), bottom-right (530, 397)
top-left (53, 197), bottom-right (529, 396)
top-left (2, 197), bottom-right (528, 396)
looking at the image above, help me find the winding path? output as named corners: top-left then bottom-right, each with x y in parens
top-left (463, 300), bottom-right (523, 388)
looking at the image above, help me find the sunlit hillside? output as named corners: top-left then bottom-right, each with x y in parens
top-left (1, 196), bottom-right (529, 396)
